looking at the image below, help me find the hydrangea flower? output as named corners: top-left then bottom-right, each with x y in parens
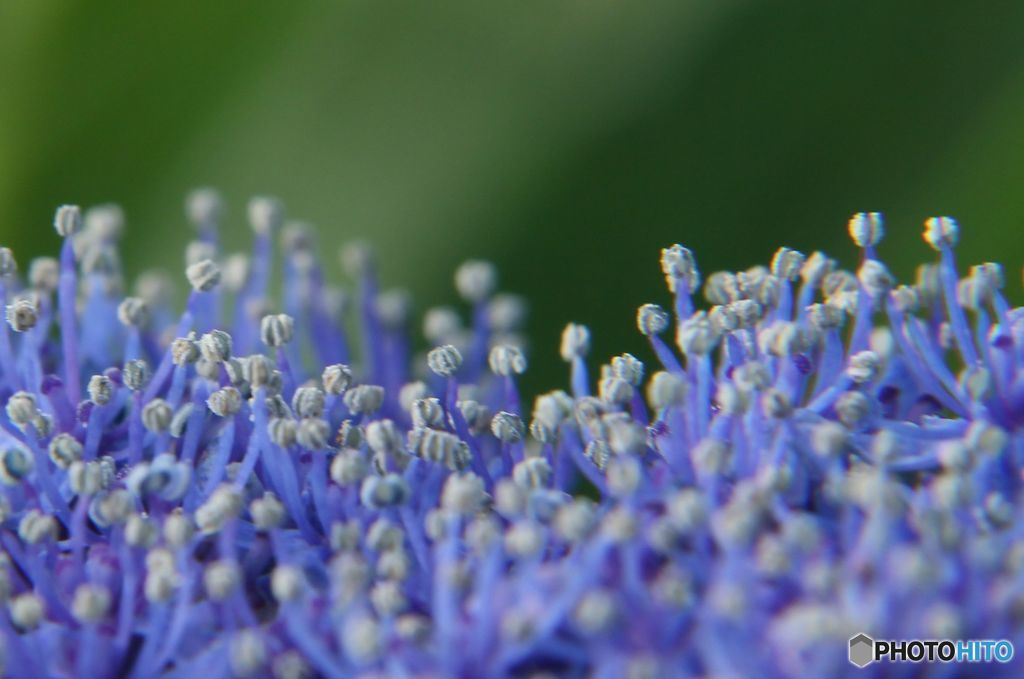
top-left (0, 196), bottom-right (1022, 677)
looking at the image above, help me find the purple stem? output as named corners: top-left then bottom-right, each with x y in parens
top-left (201, 419), bottom-right (236, 497)
top-left (24, 427), bottom-right (70, 524)
top-left (128, 392), bottom-right (145, 464)
top-left (570, 356), bottom-right (589, 399)
top-left (143, 307), bottom-right (195, 403)
top-left (233, 387), bottom-right (267, 491)
top-left (58, 238), bottom-right (82, 401)
top-left (938, 246), bottom-right (979, 366)
top-left (309, 451), bottom-right (332, 533)
top-left (0, 279), bottom-right (20, 392)
top-left (649, 336), bottom-right (684, 373)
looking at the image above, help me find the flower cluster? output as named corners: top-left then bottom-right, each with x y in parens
top-left (0, 197), bottom-right (1022, 677)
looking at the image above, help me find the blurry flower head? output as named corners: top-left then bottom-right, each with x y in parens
top-left (0, 198), bottom-right (1021, 676)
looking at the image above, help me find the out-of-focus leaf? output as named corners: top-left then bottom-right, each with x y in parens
top-left (2, 1), bottom-right (1024, 391)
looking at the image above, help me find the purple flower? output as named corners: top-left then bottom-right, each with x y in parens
top-left (0, 199), bottom-right (1021, 677)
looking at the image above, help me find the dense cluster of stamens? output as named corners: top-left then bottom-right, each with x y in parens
top-left (0, 197), bottom-right (1022, 677)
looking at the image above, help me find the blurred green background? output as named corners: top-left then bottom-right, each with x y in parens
top-left (2, 1), bottom-right (1024, 395)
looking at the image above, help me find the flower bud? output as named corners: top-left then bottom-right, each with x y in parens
top-left (6, 299), bottom-right (37, 332)
top-left (169, 403), bottom-right (194, 438)
top-left (117, 297), bottom-right (150, 327)
top-left (573, 589), bottom-right (618, 635)
top-left (457, 399), bottom-right (492, 434)
top-left (331, 449), bottom-right (368, 486)
top-left (454, 260), bottom-right (497, 303)
top-left (48, 433), bottom-right (82, 469)
top-left (69, 460), bottom-right (105, 495)
top-left (28, 257), bottom-right (58, 292)
top-left (0, 447), bottom-right (33, 485)
top-left (771, 247), bottom-right (806, 280)
top-left (610, 353), bottom-right (644, 386)
top-left (559, 323), bottom-right (590, 361)
top-left (54, 204), bottom-right (82, 237)
top-left (260, 313), bottom-right (294, 348)
top-left (296, 418), bottom-right (330, 450)
top-left (606, 456), bottom-right (642, 497)
top-left (141, 398), bottom-right (173, 432)
top-left (248, 196), bottom-right (283, 235)
top-left (505, 520), bottom-right (544, 558)
top-left (427, 344), bottom-right (462, 377)
top-left (342, 615), bottom-right (381, 664)
top-left (85, 204), bottom-right (124, 241)
top-left (441, 472), bottom-right (486, 515)
top-left (207, 386), bottom-right (242, 417)
top-left (848, 212), bottom-right (884, 248)
top-left (186, 259), bottom-right (221, 292)
top-left (164, 510), bottom-right (195, 548)
top-left (360, 473), bottom-right (410, 509)
top-left (144, 569), bottom-right (177, 603)
top-left (205, 560), bottom-right (241, 600)
top-left (923, 216), bottom-right (959, 250)
top-left (18, 509), bottom-right (57, 544)
top-left (322, 364), bottom-right (353, 395)
top-left (268, 418), bottom-right (297, 447)
top-left (407, 428), bottom-right (469, 471)
top-left (676, 312), bottom-right (719, 356)
top-left (488, 293), bottom-right (527, 332)
top-left (0, 248), bottom-right (15, 277)
top-left (291, 387), bottom-right (325, 419)
top-left (171, 335), bottom-right (200, 365)
top-left (376, 289), bottom-right (412, 330)
top-left (343, 384), bottom-right (385, 415)
top-left (410, 397), bottom-right (445, 429)
top-left (366, 519), bottom-right (404, 551)
top-left (199, 330), bottom-right (232, 363)
top-left (636, 303), bottom-right (669, 336)
top-left (189, 243), bottom-right (220, 269)
top-left (661, 244), bottom-right (699, 293)
top-left (230, 629), bottom-right (267, 678)
top-left (195, 485), bottom-right (243, 534)
top-left (604, 415), bottom-right (646, 456)
top-left (598, 376), bottom-right (633, 406)
top-left (10, 593), bottom-right (44, 630)
top-left (647, 371), bottom-right (687, 410)
top-left (836, 391), bottom-right (871, 428)
top-left (692, 438), bottom-right (732, 475)
top-left (601, 506), bottom-right (637, 543)
top-left (847, 351), bottom-right (881, 384)
top-left (186, 187), bottom-right (223, 227)
top-left (512, 457), bottom-right (552, 489)
top-left (890, 285), bottom-right (919, 314)
top-left (488, 345), bottom-right (527, 376)
top-left (125, 514), bottom-right (158, 548)
top-left (273, 652), bottom-right (310, 679)
top-left (72, 584), bottom-right (111, 623)
top-left (423, 307), bottom-right (462, 344)
top-left (91, 490), bottom-right (133, 527)
top-left (810, 421), bottom-right (848, 458)
top-left (122, 359), bottom-right (151, 391)
top-left (858, 260), bottom-right (894, 298)
top-left (491, 411), bottom-right (525, 443)
top-left (6, 391), bottom-right (38, 426)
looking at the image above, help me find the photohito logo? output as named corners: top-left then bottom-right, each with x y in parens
top-left (848, 634), bottom-right (1014, 668)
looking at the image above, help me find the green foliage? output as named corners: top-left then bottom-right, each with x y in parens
top-left (2, 1), bottom-right (1024, 392)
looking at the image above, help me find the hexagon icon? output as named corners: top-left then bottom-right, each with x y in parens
top-left (848, 634), bottom-right (874, 668)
